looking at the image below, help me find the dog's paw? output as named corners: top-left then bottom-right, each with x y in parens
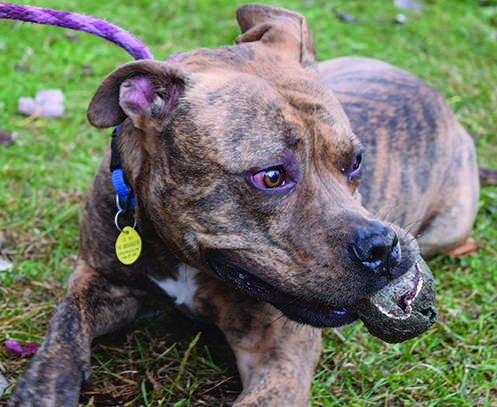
top-left (8, 350), bottom-right (89, 407)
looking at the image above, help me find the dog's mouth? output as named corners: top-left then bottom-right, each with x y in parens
top-left (206, 252), bottom-right (437, 343)
top-left (206, 252), bottom-right (358, 327)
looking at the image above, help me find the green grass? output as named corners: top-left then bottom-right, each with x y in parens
top-left (1, 0), bottom-right (496, 406)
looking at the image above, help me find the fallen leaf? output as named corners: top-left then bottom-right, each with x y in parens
top-left (5, 339), bottom-right (39, 355)
top-left (0, 129), bottom-right (17, 146)
top-left (444, 238), bottom-right (480, 257)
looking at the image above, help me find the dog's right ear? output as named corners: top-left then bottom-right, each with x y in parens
top-left (87, 60), bottom-right (187, 130)
top-left (235, 4), bottom-right (316, 66)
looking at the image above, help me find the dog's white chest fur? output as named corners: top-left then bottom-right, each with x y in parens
top-left (149, 263), bottom-right (199, 312)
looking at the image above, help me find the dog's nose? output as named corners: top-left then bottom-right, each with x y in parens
top-left (351, 222), bottom-right (400, 277)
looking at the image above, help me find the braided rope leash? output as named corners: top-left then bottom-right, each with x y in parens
top-left (0, 2), bottom-right (153, 60)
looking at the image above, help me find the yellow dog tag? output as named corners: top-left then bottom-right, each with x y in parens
top-left (115, 226), bottom-right (142, 265)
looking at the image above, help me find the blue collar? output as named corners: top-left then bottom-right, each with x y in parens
top-left (110, 126), bottom-right (135, 211)
top-left (109, 52), bottom-right (188, 211)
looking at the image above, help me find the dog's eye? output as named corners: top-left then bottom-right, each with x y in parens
top-left (352, 153), bottom-right (362, 171)
top-left (246, 161), bottom-right (297, 193)
top-left (348, 151), bottom-right (363, 183)
top-left (253, 167), bottom-right (286, 189)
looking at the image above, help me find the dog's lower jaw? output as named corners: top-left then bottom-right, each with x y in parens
top-left (205, 251), bottom-right (360, 328)
top-left (205, 251), bottom-right (437, 342)
top-left (273, 300), bottom-right (358, 328)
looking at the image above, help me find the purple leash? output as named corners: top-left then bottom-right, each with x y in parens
top-left (0, 2), bottom-right (159, 212)
top-left (0, 2), bottom-right (153, 60)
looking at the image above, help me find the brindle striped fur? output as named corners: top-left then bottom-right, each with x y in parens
top-left (9, 4), bottom-right (490, 407)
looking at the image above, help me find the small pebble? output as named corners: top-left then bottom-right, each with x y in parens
top-left (64, 31), bottom-right (80, 42)
top-left (395, 13), bottom-right (408, 24)
top-left (336, 11), bottom-right (356, 23)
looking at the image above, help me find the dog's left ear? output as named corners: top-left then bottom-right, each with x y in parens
top-left (87, 60), bottom-right (188, 129)
top-left (235, 4), bottom-right (316, 66)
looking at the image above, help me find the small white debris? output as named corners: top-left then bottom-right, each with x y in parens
top-left (17, 97), bottom-right (36, 115)
top-left (394, 0), bottom-right (425, 12)
top-left (395, 13), bottom-right (408, 24)
top-left (17, 89), bottom-right (65, 118)
top-left (0, 258), bottom-right (13, 272)
top-left (0, 372), bottom-right (8, 397)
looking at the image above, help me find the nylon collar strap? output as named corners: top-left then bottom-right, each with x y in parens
top-left (110, 126), bottom-right (135, 211)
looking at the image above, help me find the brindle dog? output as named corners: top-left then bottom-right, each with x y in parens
top-left (8, 4), bottom-right (491, 406)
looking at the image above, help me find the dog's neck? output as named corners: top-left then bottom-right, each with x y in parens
top-left (110, 126), bottom-right (135, 213)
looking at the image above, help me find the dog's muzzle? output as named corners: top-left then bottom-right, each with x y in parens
top-left (206, 251), bottom-right (437, 343)
top-left (206, 251), bottom-right (359, 327)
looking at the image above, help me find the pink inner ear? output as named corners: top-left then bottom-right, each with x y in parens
top-left (120, 75), bottom-right (157, 115)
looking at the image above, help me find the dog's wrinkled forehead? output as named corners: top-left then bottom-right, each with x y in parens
top-left (176, 67), bottom-right (355, 175)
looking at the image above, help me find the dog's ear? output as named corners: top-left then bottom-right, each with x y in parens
top-left (235, 4), bottom-right (315, 65)
top-left (87, 60), bottom-right (187, 129)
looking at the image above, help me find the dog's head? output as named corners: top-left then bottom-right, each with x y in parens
top-left (87, 4), bottom-right (436, 342)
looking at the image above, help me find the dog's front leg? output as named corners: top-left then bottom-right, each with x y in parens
top-left (195, 280), bottom-right (321, 407)
top-left (8, 261), bottom-right (143, 407)
top-left (229, 312), bottom-right (321, 407)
